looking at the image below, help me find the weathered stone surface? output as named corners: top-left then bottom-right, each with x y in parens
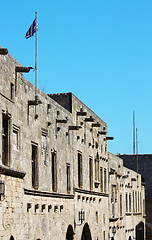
top-left (0, 46), bottom-right (145, 239)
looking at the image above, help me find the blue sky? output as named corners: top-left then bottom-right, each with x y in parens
top-left (1, 0), bottom-right (152, 154)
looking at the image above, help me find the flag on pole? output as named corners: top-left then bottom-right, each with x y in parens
top-left (25, 19), bottom-right (37, 39)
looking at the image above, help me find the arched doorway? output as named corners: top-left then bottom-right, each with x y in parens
top-left (10, 236), bottom-right (14, 240)
top-left (136, 221), bottom-right (144, 240)
top-left (66, 225), bottom-right (74, 240)
top-left (128, 237), bottom-right (132, 240)
top-left (111, 237), bottom-right (114, 240)
top-left (81, 223), bottom-right (92, 240)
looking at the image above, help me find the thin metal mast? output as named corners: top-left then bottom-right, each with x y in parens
top-left (136, 128), bottom-right (138, 173)
top-left (133, 111), bottom-right (135, 154)
top-left (35, 12), bottom-right (38, 100)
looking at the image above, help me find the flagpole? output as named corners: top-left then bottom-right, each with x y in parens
top-left (35, 12), bottom-right (38, 100)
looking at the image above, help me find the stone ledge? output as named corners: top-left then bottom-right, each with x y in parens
top-left (0, 165), bottom-right (26, 179)
top-left (74, 188), bottom-right (109, 197)
top-left (24, 188), bottom-right (74, 199)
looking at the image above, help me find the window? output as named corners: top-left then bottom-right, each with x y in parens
top-left (120, 194), bottom-right (122, 216)
top-left (143, 199), bottom-right (145, 215)
top-left (89, 158), bottom-right (93, 190)
top-left (100, 167), bottom-right (103, 192)
top-left (12, 125), bottom-right (19, 150)
top-left (78, 153), bottom-right (82, 188)
top-left (111, 185), bottom-right (117, 203)
top-left (95, 153), bottom-right (99, 181)
top-left (135, 191), bottom-right (137, 212)
top-left (10, 82), bottom-right (14, 100)
top-left (104, 169), bottom-right (107, 192)
top-left (96, 211), bottom-right (98, 224)
top-left (133, 191), bottom-right (135, 212)
top-left (129, 193), bottom-right (131, 212)
top-left (2, 113), bottom-right (10, 166)
top-left (42, 132), bottom-right (47, 165)
top-left (103, 231), bottom-right (105, 240)
top-left (66, 164), bottom-right (71, 193)
top-left (138, 192), bottom-right (139, 212)
top-left (52, 152), bottom-right (57, 192)
top-left (126, 193), bottom-right (128, 212)
top-left (31, 144), bottom-right (38, 189)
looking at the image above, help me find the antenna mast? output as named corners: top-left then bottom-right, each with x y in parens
top-left (136, 128), bottom-right (138, 173)
top-left (133, 111), bottom-right (135, 154)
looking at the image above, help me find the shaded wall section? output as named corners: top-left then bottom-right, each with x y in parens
top-left (118, 154), bottom-right (152, 239)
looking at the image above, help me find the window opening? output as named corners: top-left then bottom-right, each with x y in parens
top-left (67, 164), bottom-right (71, 193)
top-left (2, 113), bottom-right (10, 166)
top-left (78, 152), bottom-right (82, 188)
top-left (89, 158), bottom-right (93, 190)
top-left (100, 167), bottom-right (103, 192)
top-left (32, 144), bottom-right (38, 189)
top-left (52, 152), bottom-right (57, 192)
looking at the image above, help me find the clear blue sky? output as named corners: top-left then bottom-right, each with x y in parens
top-left (1, 0), bottom-right (152, 154)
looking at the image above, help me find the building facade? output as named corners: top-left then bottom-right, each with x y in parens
top-left (118, 154), bottom-right (152, 240)
top-left (0, 46), bottom-right (145, 240)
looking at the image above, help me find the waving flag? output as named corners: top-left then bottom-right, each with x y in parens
top-left (25, 19), bottom-right (37, 39)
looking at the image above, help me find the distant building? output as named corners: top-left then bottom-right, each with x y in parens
top-left (0, 46), bottom-right (146, 240)
top-left (118, 154), bottom-right (152, 240)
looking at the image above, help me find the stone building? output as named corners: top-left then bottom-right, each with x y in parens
top-left (0, 46), bottom-right (145, 240)
top-left (118, 154), bottom-right (152, 240)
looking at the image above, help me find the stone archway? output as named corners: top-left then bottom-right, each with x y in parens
top-left (66, 225), bottom-right (74, 240)
top-left (81, 223), bottom-right (92, 240)
top-left (128, 237), bottom-right (132, 240)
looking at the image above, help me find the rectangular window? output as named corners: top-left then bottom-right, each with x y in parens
top-left (135, 191), bottom-right (137, 212)
top-left (89, 158), bottom-right (93, 190)
top-left (42, 133), bottom-right (47, 165)
top-left (95, 160), bottom-right (97, 181)
top-left (143, 199), bottom-right (145, 215)
top-left (126, 193), bottom-right (128, 212)
top-left (120, 194), bottom-right (122, 216)
top-left (78, 153), bottom-right (82, 188)
top-left (100, 167), bottom-right (103, 192)
top-left (66, 164), bottom-right (71, 193)
top-left (32, 144), bottom-right (38, 189)
top-left (103, 231), bottom-right (105, 240)
top-left (129, 193), bottom-right (131, 212)
top-left (104, 168), bottom-right (107, 192)
top-left (13, 125), bottom-right (19, 150)
top-left (2, 113), bottom-right (10, 166)
top-left (10, 82), bottom-right (14, 100)
top-left (140, 192), bottom-right (142, 212)
top-left (96, 211), bottom-right (98, 224)
top-left (52, 152), bottom-right (57, 192)
top-left (133, 191), bottom-right (135, 212)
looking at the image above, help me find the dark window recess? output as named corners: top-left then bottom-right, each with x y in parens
top-left (78, 153), bottom-right (83, 188)
top-left (52, 152), bottom-right (57, 192)
top-left (66, 164), bottom-right (71, 193)
top-left (100, 168), bottom-right (103, 192)
top-left (89, 158), bottom-right (93, 190)
top-left (10, 82), bottom-right (14, 100)
top-left (104, 169), bottom-right (107, 192)
top-left (32, 144), bottom-right (38, 189)
top-left (2, 114), bottom-right (10, 166)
